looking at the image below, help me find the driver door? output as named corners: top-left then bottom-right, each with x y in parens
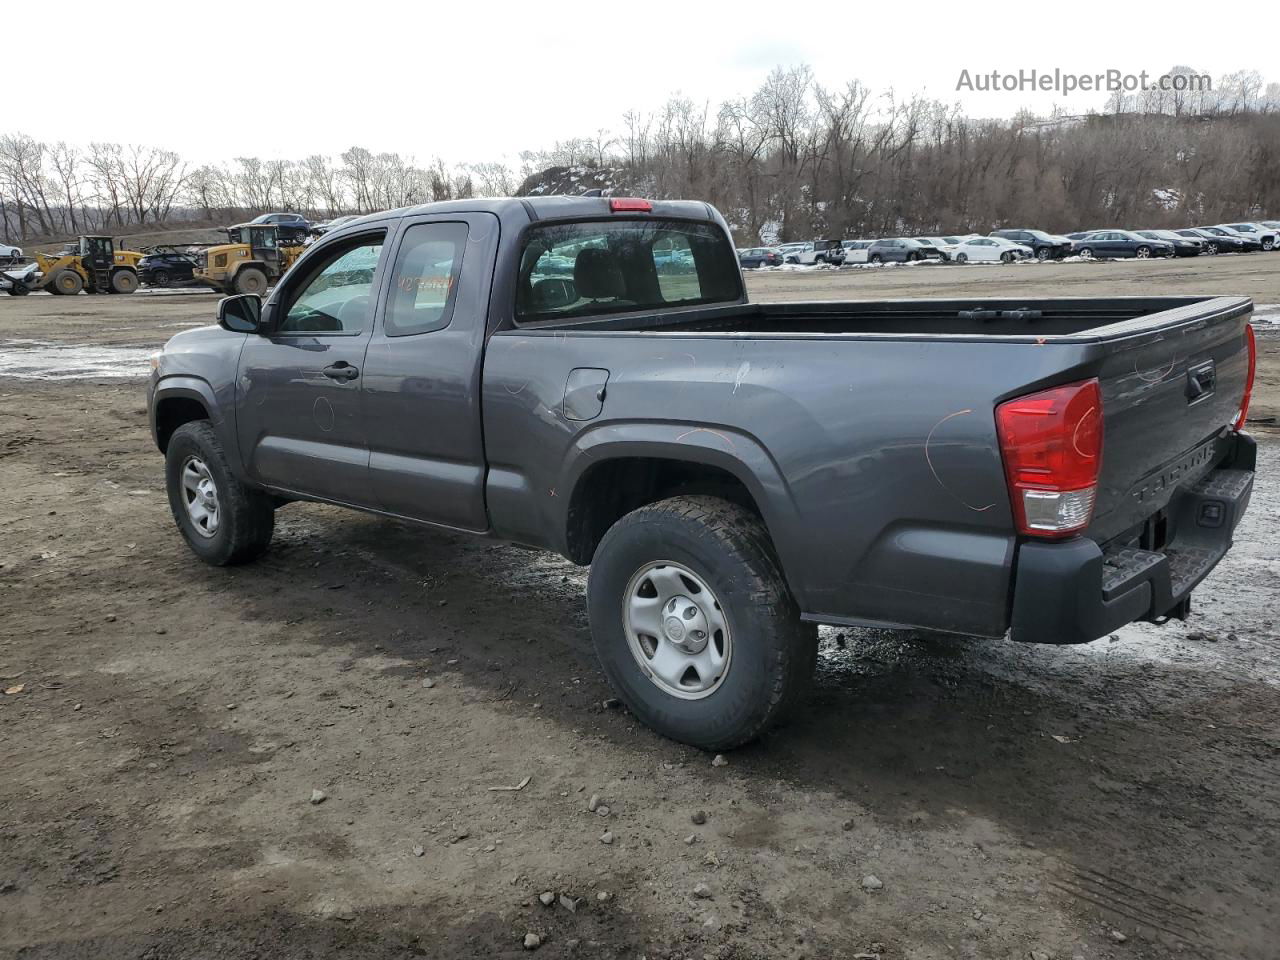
top-left (236, 229), bottom-right (388, 505)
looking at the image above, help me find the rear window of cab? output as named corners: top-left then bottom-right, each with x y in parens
top-left (515, 219), bottom-right (742, 323)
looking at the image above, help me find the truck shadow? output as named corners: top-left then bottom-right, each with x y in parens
top-left (237, 502), bottom-right (1280, 954)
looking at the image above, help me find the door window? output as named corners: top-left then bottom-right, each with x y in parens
top-left (384, 222), bottom-right (468, 337)
top-left (278, 236), bottom-right (384, 335)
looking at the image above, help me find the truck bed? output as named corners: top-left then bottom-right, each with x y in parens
top-left (530, 295), bottom-right (1241, 340)
top-left (485, 294), bottom-right (1253, 638)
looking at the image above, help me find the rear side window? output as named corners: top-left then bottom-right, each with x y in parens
top-left (385, 222), bottom-right (467, 337)
top-left (516, 219), bottom-right (742, 323)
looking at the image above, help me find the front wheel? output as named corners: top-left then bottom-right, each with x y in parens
top-left (1036, 247), bottom-right (1051, 261)
top-left (233, 267), bottom-right (269, 296)
top-left (587, 496), bottom-right (817, 751)
top-left (1263, 238), bottom-right (1275, 251)
top-left (165, 421), bottom-right (274, 566)
top-left (152, 270), bottom-right (171, 287)
top-left (1206, 243), bottom-right (1219, 255)
top-left (1135, 246), bottom-right (1151, 259)
top-left (111, 269), bottom-right (139, 294)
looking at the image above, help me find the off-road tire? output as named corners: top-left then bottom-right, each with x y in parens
top-left (587, 495), bottom-right (817, 751)
top-left (233, 268), bottom-right (268, 297)
top-left (165, 421), bottom-right (274, 566)
top-left (51, 269), bottom-right (83, 295)
top-left (110, 269), bottom-right (139, 294)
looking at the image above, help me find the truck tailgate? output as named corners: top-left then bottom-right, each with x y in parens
top-left (1087, 297), bottom-right (1254, 545)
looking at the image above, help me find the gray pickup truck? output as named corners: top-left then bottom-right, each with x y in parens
top-left (148, 196), bottom-right (1257, 749)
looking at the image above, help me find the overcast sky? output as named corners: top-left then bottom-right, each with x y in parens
top-left (12, 3), bottom-right (1271, 166)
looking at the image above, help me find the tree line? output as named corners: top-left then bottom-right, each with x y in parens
top-left (3, 65), bottom-right (1278, 245)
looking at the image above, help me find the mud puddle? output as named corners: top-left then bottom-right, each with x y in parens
top-left (0, 339), bottom-right (153, 379)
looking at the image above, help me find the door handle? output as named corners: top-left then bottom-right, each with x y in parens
top-left (322, 362), bottom-right (359, 382)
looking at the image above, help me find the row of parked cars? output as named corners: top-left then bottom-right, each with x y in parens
top-left (739, 220), bottom-right (1280, 269)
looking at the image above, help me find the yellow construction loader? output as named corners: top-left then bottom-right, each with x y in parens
top-left (2, 236), bottom-right (143, 295)
top-left (192, 223), bottom-right (305, 296)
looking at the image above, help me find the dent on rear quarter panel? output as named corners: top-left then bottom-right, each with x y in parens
top-left (482, 331), bottom-right (1079, 636)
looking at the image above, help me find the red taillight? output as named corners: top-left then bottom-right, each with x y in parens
top-left (996, 379), bottom-right (1103, 538)
top-left (609, 197), bottom-right (652, 212)
top-left (1233, 323), bottom-right (1256, 431)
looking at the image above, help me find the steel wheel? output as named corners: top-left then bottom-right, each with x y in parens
top-left (623, 561), bottom-right (731, 700)
top-left (180, 455), bottom-right (220, 538)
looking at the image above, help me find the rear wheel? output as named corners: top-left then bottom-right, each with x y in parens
top-left (51, 269), bottom-right (83, 295)
top-left (233, 267), bottom-right (268, 296)
top-left (955, 252), bottom-right (968, 263)
top-left (1000, 251), bottom-right (1013, 262)
top-left (165, 421), bottom-right (274, 566)
top-left (110, 269), bottom-right (139, 294)
top-left (587, 496), bottom-right (817, 750)
top-left (869, 254), bottom-right (883, 264)
top-left (1079, 247), bottom-right (1094, 259)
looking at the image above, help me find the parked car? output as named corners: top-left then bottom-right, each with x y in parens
top-left (1068, 230), bottom-right (1174, 259)
top-left (840, 239), bottom-right (874, 264)
top-left (1220, 223), bottom-right (1277, 251)
top-left (1259, 220), bottom-right (1280, 235)
top-left (737, 247), bottom-right (783, 268)
top-left (0, 242), bottom-right (23, 261)
top-left (779, 239), bottom-right (845, 265)
top-left (1196, 226), bottom-right (1262, 252)
top-left (138, 250), bottom-right (198, 286)
top-left (1173, 228), bottom-right (1244, 254)
top-left (311, 215), bottom-right (362, 236)
top-left (989, 229), bottom-right (1072, 261)
top-left (250, 212), bottom-right (310, 243)
top-left (950, 236), bottom-right (1033, 263)
top-left (1135, 230), bottom-right (1202, 257)
top-left (912, 237), bottom-right (956, 261)
top-left (867, 237), bottom-right (939, 263)
top-left (147, 195), bottom-right (1256, 750)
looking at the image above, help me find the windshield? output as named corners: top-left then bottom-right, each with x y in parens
top-left (516, 219), bottom-right (742, 323)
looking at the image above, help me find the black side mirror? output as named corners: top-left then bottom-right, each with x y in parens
top-left (217, 294), bottom-right (263, 333)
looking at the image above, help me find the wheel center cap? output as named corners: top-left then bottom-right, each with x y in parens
top-left (664, 616), bottom-right (686, 643)
top-left (664, 596), bottom-right (709, 653)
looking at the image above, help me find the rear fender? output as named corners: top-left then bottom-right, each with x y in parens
top-left (559, 421), bottom-right (808, 605)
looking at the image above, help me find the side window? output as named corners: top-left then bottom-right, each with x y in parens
top-left (278, 236), bottom-right (384, 335)
top-left (385, 222), bottom-right (468, 337)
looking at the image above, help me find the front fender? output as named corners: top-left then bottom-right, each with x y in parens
top-left (151, 375), bottom-right (246, 479)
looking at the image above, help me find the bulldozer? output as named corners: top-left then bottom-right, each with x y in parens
top-left (2, 236), bottom-right (143, 296)
top-left (192, 223), bottom-right (305, 296)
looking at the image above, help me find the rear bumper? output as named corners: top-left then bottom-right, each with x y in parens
top-left (1010, 434), bottom-right (1255, 644)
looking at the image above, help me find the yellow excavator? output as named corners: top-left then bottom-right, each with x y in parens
top-left (2, 236), bottom-right (143, 296)
top-left (192, 223), bottom-right (306, 295)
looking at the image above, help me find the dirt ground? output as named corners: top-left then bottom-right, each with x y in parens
top-left (2, 258), bottom-right (1279, 959)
